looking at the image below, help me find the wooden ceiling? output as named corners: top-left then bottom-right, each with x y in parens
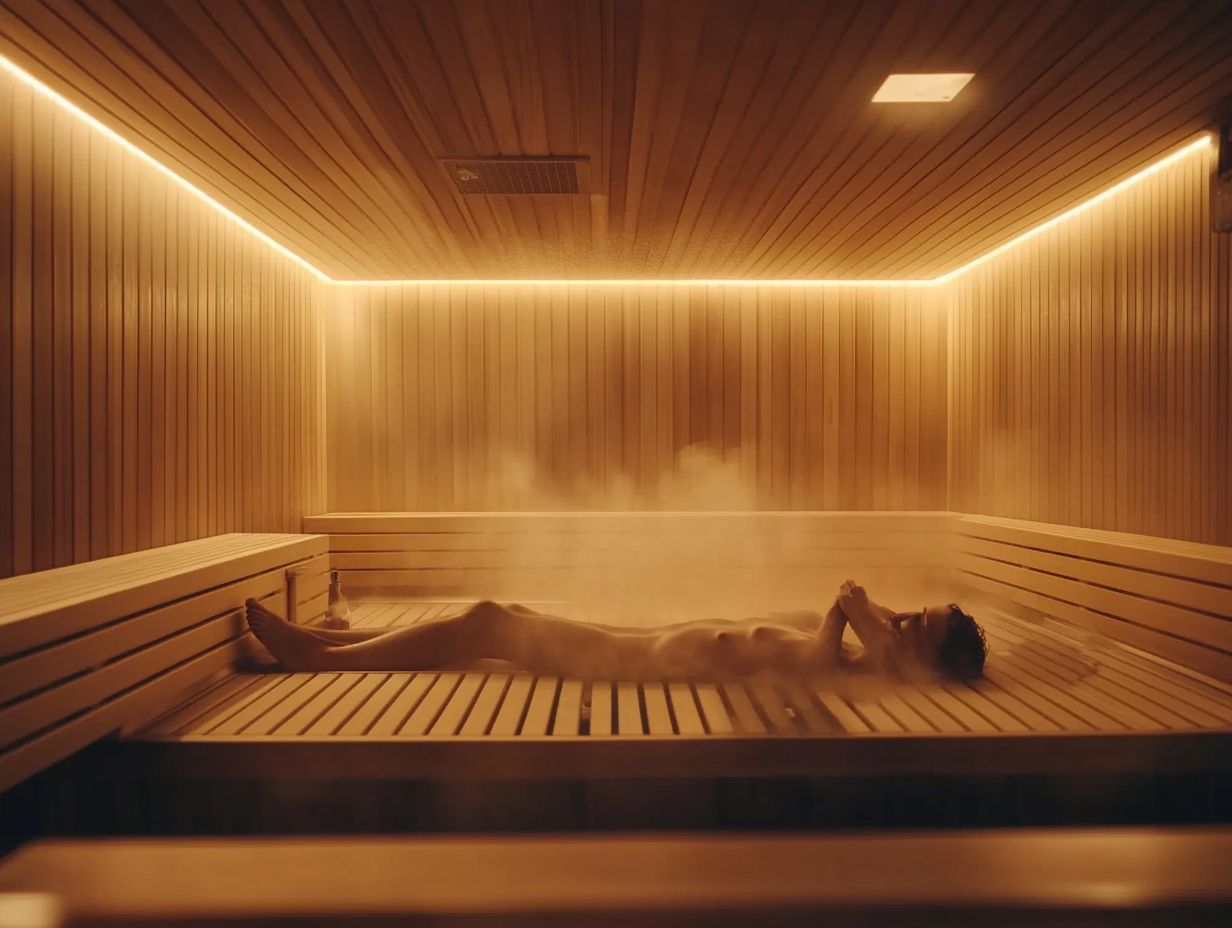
top-left (1, 0), bottom-right (1230, 280)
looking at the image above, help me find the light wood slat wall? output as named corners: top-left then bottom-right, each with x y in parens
top-left (948, 145), bottom-right (1231, 546)
top-left (323, 285), bottom-right (947, 512)
top-left (0, 75), bottom-right (326, 580)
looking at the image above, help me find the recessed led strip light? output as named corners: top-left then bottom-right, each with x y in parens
top-left (330, 277), bottom-right (937, 287)
top-left (934, 134), bottom-right (1212, 285)
top-left (0, 52), bottom-right (332, 284)
top-left (0, 51), bottom-right (1212, 288)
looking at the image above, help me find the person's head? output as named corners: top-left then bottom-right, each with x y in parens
top-left (890, 603), bottom-right (987, 680)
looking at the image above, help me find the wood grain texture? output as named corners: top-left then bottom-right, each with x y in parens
top-left (5, 830), bottom-right (1232, 923)
top-left (0, 72), bottom-right (326, 580)
top-left (948, 143), bottom-right (1231, 545)
top-left (1, 1), bottom-right (1229, 279)
top-left (324, 285), bottom-right (948, 511)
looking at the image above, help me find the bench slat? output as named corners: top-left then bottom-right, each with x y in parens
top-left (306, 673), bottom-right (389, 736)
top-left (399, 674), bottom-right (461, 736)
top-left (616, 681), bottom-right (644, 736)
top-left (490, 674), bottom-right (534, 736)
top-left (0, 639), bottom-right (243, 792)
top-left (519, 677), bottom-right (559, 736)
top-left (366, 674), bottom-right (434, 737)
top-left (961, 570), bottom-right (1232, 681)
top-left (0, 534), bottom-right (326, 658)
top-left (588, 681), bottom-right (613, 735)
top-left (430, 673), bottom-right (485, 736)
top-left (335, 674), bottom-right (414, 737)
top-left (955, 534), bottom-right (1232, 617)
top-left (956, 514), bottom-right (1232, 586)
top-left (460, 674), bottom-right (509, 736)
top-left (667, 683), bottom-right (705, 735)
top-left (552, 679), bottom-right (583, 735)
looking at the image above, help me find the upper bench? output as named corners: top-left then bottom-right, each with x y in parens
top-left (953, 514), bottom-right (1232, 682)
top-left (0, 534), bottom-right (327, 792)
top-left (304, 510), bottom-right (957, 604)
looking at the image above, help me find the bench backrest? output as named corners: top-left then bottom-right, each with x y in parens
top-left (953, 514), bottom-right (1232, 682)
top-left (303, 511), bottom-right (957, 614)
top-left (0, 534), bottom-right (328, 791)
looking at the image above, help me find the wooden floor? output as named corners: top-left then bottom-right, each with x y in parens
top-left (133, 600), bottom-right (1232, 756)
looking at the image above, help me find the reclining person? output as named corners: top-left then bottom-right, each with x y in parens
top-left (246, 580), bottom-right (987, 682)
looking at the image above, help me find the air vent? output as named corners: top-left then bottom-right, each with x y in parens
top-left (441, 157), bottom-right (589, 195)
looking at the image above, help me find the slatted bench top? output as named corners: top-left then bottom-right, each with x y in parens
top-left (0, 534), bottom-right (328, 792)
top-left (2, 828), bottom-right (1230, 925)
top-left (121, 599), bottom-right (1232, 780)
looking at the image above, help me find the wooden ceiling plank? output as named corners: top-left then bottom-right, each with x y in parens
top-left (628, 0), bottom-right (729, 274)
top-left (614, 0), bottom-right (668, 272)
top-left (409, 1), bottom-right (529, 273)
top-left (882, 29), bottom-right (1232, 278)
top-left (637, 0), bottom-right (756, 276)
top-left (694, 0), bottom-right (928, 277)
top-left (670, 0), bottom-right (852, 274)
top-left (738, 0), bottom-right (992, 278)
top-left (671, 1), bottom-right (869, 277)
top-left (809, 0), bottom-right (1131, 276)
top-left (282, 0), bottom-right (480, 275)
top-left (168, 0), bottom-right (421, 274)
top-left (655, 4), bottom-right (811, 276)
top-left (765, 0), bottom-right (1065, 278)
top-left (867, 0), bottom-right (1226, 276)
top-left (6, 0), bottom-right (1229, 278)
top-left (2, 0), bottom-right (352, 275)
top-left (74, 0), bottom-right (394, 276)
top-left (344, 1), bottom-right (499, 262)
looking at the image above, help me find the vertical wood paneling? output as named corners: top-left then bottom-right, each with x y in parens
top-left (0, 74), bottom-right (326, 580)
top-left (324, 285), bottom-right (948, 511)
top-left (949, 146), bottom-right (1231, 546)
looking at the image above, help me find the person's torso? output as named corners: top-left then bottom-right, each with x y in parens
top-left (648, 622), bottom-right (818, 679)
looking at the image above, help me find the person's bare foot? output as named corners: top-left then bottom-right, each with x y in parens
top-left (245, 598), bottom-right (333, 671)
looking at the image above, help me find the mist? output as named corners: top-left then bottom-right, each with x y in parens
top-left (450, 444), bottom-right (957, 629)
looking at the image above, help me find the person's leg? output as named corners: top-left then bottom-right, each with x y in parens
top-left (247, 598), bottom-right (654, 676)
top-left (307, 627), bottom-right (387, 644)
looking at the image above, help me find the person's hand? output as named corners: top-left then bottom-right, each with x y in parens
top-left (839, 579), bottom-right (868, 609)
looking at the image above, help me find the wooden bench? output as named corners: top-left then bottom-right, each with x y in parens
top-left (953, 514), bottom-right (1232, 682)
top-left (105, 593), bottom-right (1232, 801)
top-left (2, 828), bottom-right (1230, 925)
top-left (304, 511), bottom-right (957, 605)
top-left (0, 534), bottom-right (328, 792)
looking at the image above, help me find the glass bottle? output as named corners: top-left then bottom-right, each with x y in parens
top-left (324, 569), bottom-right (352, 629)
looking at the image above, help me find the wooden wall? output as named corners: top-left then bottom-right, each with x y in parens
top-left (0, 76), bottom-right (326, 580)
top-left (323, 285), bottom-right (948, 512)
top-left (948, 146), bottom-right (1231, 546)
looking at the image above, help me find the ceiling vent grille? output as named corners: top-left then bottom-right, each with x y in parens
top-left (441, 157), bottom-right (588, 195)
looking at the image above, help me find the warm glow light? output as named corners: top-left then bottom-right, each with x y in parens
top-left (0, 52), bottom-right (1210, 290)
top-left (330, 277), bottom-right (937, 287)
top-left (933, 135), bottom-right (1212, 285)
top-left (872, 73), bottom-right (974, 103)
top-left (0, 52), bottom-right (332, 283)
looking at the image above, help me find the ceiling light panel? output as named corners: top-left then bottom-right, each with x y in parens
top-left (872, 73), bottom-right (974, 103)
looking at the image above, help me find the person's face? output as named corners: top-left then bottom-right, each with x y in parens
top-left (889, 604), bottom-right (954, 665)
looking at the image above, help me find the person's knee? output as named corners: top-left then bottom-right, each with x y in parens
top-left (465, 599), bottom-right (506, 632)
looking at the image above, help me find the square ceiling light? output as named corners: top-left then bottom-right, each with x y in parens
top-left (872, 73), bottom-right (974, 103)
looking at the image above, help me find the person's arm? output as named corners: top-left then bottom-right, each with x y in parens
top-left (836, 580), bottom-right (898, 670)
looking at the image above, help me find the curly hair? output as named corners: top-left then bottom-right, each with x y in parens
top-left (935, 605), bottom-right (987, 680)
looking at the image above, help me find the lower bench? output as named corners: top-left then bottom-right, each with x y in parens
top-left (1, 828), bottom-right (1230, 926)
top-left (0, 534), bottom-right (328, 792)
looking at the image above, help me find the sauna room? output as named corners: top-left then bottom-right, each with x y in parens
top-left (1, 0), bottom-right (1231, 923)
